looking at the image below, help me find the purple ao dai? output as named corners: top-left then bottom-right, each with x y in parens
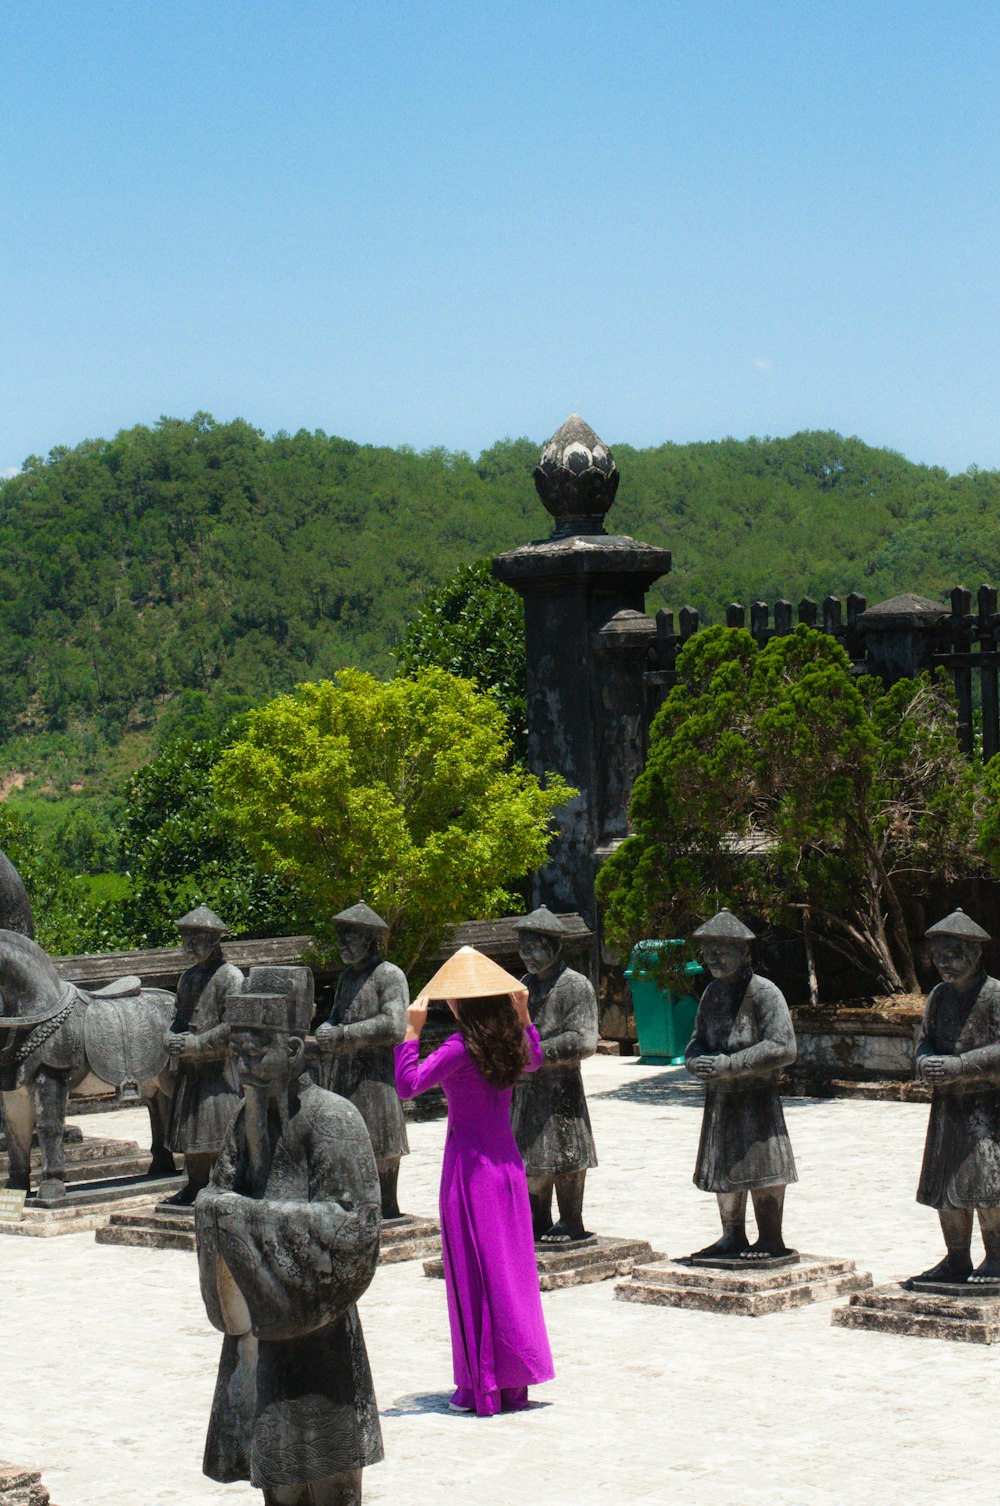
top-left (394, 1026), bottom-right (555, 1415)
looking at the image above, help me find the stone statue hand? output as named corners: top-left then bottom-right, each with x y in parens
top-left (314, 1022), bottom-right (344, 1052)
top-left (165, 1032), bottom-right (195, 1057)
top-left (689, 1054), bottom-right (730, 1079)
top-left (922, 1054), bottom-right (964, 1083)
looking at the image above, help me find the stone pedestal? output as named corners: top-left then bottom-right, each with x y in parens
top-left (0, 1132), bottom-right (154, 1187)
top-left (0, 1461), bottom-right (52, 1506)
top-left (616, 1254), bottom-right (872, 1316)
top-left (424, 1234), bottom-right (657, 1291)
top-left (832, 1281), bottom-right (1000, 1343)
top-left (0, 1136), bottom-right (183, 1237)
top-left (492, 416), bottom-right (670, 934)
top-left (98, 1204), bottom-right (442, 1262)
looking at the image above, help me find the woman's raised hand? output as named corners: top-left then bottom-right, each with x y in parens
top-left (405, 995), bottom-right (430, 1040)
top-left (510, 988), bottom-right (531, 1027)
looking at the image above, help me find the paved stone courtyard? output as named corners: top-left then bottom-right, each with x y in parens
top-left (6, 1055), bottom-right (998, 1506)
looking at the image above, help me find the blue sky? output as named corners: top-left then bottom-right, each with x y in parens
top-left (3, 1), bottom-right (1000, 475)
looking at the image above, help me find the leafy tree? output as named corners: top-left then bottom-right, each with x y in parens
top-left (212, 668), bottom-right (573, 972)
top-left (110, 733), bottom-right (307, 947)
top-left (394, 560), bottom-right (527, 759)
top-left (597, 625), bottom-right (980, 1000)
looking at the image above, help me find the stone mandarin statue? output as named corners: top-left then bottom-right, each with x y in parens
top-left (511, 907), bottom-right (598, 1244)
top-left (684, 910), bottom-right (798, 1261)
top-left (196, 988), bottom-right (383, 1506)
top-left (163, 905), bottom-right (244, 1205)
top-left (314, 903), bottom-right (409, 1220)
top-left (910, 909), bottom-right (1000, 1286)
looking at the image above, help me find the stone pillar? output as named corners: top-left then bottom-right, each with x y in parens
top-left (856, 593), bottom-right (946, 685)
top-left (492, 416), bottom-right (670, 932)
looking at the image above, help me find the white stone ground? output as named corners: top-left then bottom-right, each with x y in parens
top-left (5, 1057), bottom-right (998, 1506)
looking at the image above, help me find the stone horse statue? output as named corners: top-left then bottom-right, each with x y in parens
top-left (0, 929), bottom-right (177, 1200)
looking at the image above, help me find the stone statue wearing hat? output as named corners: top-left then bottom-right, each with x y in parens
top-left (315, 903), bottom-right (410, 1220)
top-left (511, 907), bottom-right (598, 1244)
top-left (910, 909), bottom-right (1000, 1286)
top-left (163, 905), bottom-right (244, 1205)
top-left (196, 988), bottom-right (383, 1505)
top-left (684, 910), bottom-right (798, 1261)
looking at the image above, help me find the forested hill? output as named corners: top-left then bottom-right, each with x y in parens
top-left (2, 413), bottom-right (999, 757)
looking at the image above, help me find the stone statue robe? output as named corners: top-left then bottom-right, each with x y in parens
top-left (511, 961), bottom-right (598, 1176)
top-left (685, 968), bottom-right (797, 1192)
top-left (916, 971), bottom-right (1000, 1209)
top-left (196, 1080), bottom-right (384, 1490)
top-left (317, 959), bottom-right (409, 1163)
top-left (165, 956), bottom-right (243, 1155)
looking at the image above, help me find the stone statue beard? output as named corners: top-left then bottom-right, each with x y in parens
top-left (242, 1055), bottom-right (292, 1198)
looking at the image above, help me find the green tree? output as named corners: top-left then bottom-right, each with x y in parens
top-left (597, 625), bottom-right (980, 1000)
top-left (394, 560), bottom-right (527, 759)
top-left (212, 668), bottom-right (573, 972)
top-left (111, 733), bottom-right (306, 947)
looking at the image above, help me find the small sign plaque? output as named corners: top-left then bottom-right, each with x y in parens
top-left (0, 1189), bottom-right (27, 1223)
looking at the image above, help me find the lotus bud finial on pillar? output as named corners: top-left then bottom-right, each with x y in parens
top-left (533, 414), bottom-right (620, 537)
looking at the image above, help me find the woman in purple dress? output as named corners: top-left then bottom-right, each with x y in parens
top-left (394, 945), bottom-right (555, 1417)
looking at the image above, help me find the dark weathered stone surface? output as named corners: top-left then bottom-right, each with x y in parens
top-left (832, 1282), bottom-right (1000, 1343)
top-left (0, 928), bottom-right (176, 1200)
top-left (196, 995), bottom-right (383, 1499)
top-left (618, 1256), bottom-right (872, 1316)
top-left (0, 1461), bottom-right (51, 1506)
top-left (493, 419), bottom-right (669, 931)
top-left (424, 1234), bottom-right (657, 1291)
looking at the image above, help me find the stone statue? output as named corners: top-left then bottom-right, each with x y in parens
top-left (910, 909), bottom-right (1000, 1286)
top-left (196, 988), bottom-right (383, 1506)
top-left (0, 929), bottom-right (176, 1198)
top-left (314, 903), bottom-right (409, 1220)
top-left (684, 910), bottom-right (797, 1261)
top-left (163, 906), bottom-right (244, 1205)
top-left (511, 907), bottom-right (598, 1244)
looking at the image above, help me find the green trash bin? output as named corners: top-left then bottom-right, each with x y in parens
top-left (624, 941), bottom-right (704, 1064)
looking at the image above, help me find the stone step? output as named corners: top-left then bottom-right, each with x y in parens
top-left (0, 1136), bottom-right (145, 1173)
top-left (831, 1282), bottom-right (1000, 1343)
top-left (97, 1213), bottom-right (196, 1252)
top-left (424, 1235), bottom-right (658, 1290)
top-left (616, 1255), bottom-right (873, 1316)
top-left (97, 1206), bottom-right (442, 1260)
top-left (378, 1214), bottom-right (441, 1265)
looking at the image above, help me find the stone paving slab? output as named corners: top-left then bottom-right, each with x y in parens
top-left (5, 1058), bottom-right (1000, 1506)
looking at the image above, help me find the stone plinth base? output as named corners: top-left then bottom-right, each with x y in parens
top-left (0, 1461), bottom-right (52, 1506)
top-left (832, 1282), bottom-right (1000, 1343)
top-left (379, 1214), bottom-right (441, 1264)
top-left (424, 1235), bottom-right (657, 1291)
top-left (0, 1135), bottom-right (157, 1187)
top-left (616, 1254), bottom-right (872, 1316)
top-left (0, 1174), bottom-right (185, 1237)
top-left (98, 1205), bottom-right (441, 1260)
top-left (97, 1200), bottom-right (195, 1251)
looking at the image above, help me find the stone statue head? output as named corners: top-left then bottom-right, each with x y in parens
top-left (176, 905), bottom-right (228, 963)
top-left (229, 993), bottom-right (305, 1101)
top-left (693, 909), bottom-right (755, 982)
top-left (926, 909), bottom-right (990, 990)
top-left (514, 907), bottom-right (567, 976)
top-left (333, 902), bottom-right (388, 968)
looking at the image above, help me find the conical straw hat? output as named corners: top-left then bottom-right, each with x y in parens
top-left (421, 945), bottom-right (524, 1001)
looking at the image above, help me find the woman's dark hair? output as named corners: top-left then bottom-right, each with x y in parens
top-left (454, 993), bottom-right (528, 1089)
